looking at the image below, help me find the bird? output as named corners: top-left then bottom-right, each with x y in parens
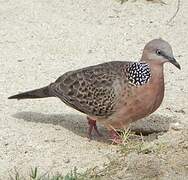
top-left (8, 38), bottom-right (180, 142)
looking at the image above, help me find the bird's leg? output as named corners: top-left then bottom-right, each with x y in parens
top-left (109, 129), bottom-right (122, 144)
top-left (87, 117), bottom-right (102, 139)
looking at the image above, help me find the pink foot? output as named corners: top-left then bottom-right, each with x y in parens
top-left (87, 117), bottom-right (102, 140)
top-left (109, 129), bottom-right (122, 144)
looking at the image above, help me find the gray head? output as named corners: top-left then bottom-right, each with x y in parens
top-left (141, 38), bottom-right (180, 69)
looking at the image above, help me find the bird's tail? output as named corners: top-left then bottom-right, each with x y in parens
top-left (8, 86), bottom-right (53, 100)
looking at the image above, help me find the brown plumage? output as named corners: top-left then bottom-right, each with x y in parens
top-left (8, 39), bottom-right (180, 141)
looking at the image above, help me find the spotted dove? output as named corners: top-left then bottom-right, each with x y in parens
top-left (8, 39), bottom-right (180, 141)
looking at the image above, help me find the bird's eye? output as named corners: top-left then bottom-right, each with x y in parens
top-left (156, 49), bottom-right (161, 55)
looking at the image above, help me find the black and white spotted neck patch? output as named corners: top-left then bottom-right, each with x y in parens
top-left (126, 62), bottom-right (151, 86)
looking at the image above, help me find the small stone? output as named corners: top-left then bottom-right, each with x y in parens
top-left (63, 158), bottom-right (70, 163)
top-left (17, 59), bottom-right (24, 62)
top-left (170, 122), bottom-right (184, 131)
top-left (174, 109), bottom-right (186, 114)
top-left (55, 127), bottom-right (61, 131)
top-left (88, 49), bottom-right (92, 54)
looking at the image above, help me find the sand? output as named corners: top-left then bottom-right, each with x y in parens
top-left (0, 0), bottom-right (188, 179)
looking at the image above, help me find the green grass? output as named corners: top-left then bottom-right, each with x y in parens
top-left (115, 128), bottom-right (168, 155)
top-left (117, 128), bottom-right (146, 154)
top-left (9, 167), bottom-right (85, 180)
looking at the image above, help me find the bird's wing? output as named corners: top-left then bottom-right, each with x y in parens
top-left (50, 61), bottom-right (130, 117)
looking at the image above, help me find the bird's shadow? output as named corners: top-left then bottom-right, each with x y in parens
top-left (13, 111), bottom-right (177, 143)
top-left (13, 111), bottom-right (108, 141)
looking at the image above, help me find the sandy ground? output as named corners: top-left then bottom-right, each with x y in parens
top-left (0, 0), bottom-right (188, 179)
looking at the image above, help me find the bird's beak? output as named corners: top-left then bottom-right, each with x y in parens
top-left (160, 51), bottom-right (181, 70)
top-left (168, 57), bottom-right (181, 70)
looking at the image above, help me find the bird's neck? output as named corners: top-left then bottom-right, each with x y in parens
top-left (146, 63), bottom-right (165, 97)
top-left (149, 61), bottom-right (164, 78)
top-left (140, 59), bottom-right (165, 85)
top-left (151, 63), bottom-right (164, 82)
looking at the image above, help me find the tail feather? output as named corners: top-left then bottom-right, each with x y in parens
top-left (8, 86), bottom-right (53, 100)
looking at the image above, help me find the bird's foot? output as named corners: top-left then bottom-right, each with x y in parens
top-left (109, 129), bottom-right (122, 144)
top-left (87, 117), bottom-right (102, 140)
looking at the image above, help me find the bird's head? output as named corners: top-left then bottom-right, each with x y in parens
top-left (141, 38), bottom-right (181, 70)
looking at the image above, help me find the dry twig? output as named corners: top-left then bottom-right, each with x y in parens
top-left (167, 0), bottom-right (181, 24)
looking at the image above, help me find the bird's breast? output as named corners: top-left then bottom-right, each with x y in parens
top-left (108, 68), bottom-right (165, 128)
